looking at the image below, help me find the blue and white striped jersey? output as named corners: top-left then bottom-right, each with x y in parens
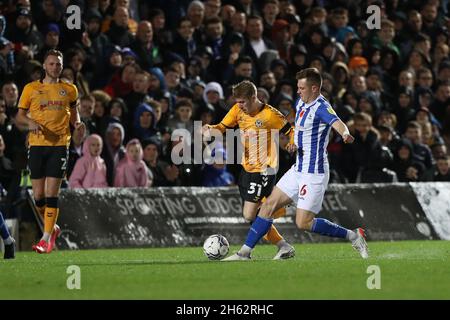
top-left (294, 94), bottom-right (339, 174)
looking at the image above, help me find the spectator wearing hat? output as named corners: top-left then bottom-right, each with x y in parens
top-left (171, 17), bottom-right (198, 63)
top-left (130, 20), bottom-right (163, 71)
top-left (348, 56), bottom-right (369, 77)
top-left (6, 7), bottom-right (43, 59)
top-left (120, 47), bottom-right (138, 65)
top-left (35, 23), bottom-right (60, 62)
top-left (83, 8), bottom-right (112, 89)
top-left (270, 58), bottom-right (288, 81)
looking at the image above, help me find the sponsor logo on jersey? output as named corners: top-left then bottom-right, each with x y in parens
top-left (327, 107), bottom-right (336, 115)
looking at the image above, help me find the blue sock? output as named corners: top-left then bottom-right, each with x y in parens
top-left (0, 211), bottom-right (11, 240)
top-left (244, 216), bottom-right (273, 248)
top-left (311, 218), bottom-right (348, 239)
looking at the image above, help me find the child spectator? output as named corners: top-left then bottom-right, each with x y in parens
top-left (69, 134), bottom-right (108, 189)
top-left (114, 139), bottom-right (149, 187)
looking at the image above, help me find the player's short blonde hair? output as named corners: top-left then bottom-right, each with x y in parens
top-left (43, 49), bottom-right (63, 62)
top-left (232, 80), bottom-right (257, 99)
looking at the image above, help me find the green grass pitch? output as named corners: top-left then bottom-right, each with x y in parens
top-left (1, 240), bottom-right (449, 299)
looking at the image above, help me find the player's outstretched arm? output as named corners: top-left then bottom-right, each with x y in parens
top-left (332, 119), bottom-right (354, 144)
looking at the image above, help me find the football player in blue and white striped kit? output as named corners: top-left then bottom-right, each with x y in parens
top-left (224, 68), bottom-right (369, 260)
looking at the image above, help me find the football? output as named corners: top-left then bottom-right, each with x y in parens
top-left (203, 234), bottom-right (230, 260)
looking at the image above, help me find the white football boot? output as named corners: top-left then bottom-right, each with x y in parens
top-left (273, 243), bottom-right (295, 260)
top-left (351, 228), bottom-right (369, 259)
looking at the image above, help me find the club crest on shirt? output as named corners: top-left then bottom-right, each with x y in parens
top-left (255, 119), bottom-right (263, 127)
top-left (327, 107), bottom-right (336, 115)
top-left (299, 110), bottom-right (305, 119)
top-left (59, 89), bottom-right (67, 96)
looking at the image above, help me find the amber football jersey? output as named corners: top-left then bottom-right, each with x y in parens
top-left (211, 104), bottom-right (293, 173)
top-left (18, 80), bottom-right (78, 147)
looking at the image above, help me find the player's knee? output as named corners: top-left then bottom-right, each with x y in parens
top-left (242, 211), bottom-right (255, 223)
top-left (295, 215), bottom-right (313, 231)
top-left (259, 200), bottom-right (276, 218)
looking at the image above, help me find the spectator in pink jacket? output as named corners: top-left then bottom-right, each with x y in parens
top-left (69, 134), bottom-right (108, 189)
top-left (114, 139), bottom-right (149, 187)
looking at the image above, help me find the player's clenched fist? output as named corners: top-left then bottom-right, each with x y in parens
top-left (342, 133), bottom-right (354, 144)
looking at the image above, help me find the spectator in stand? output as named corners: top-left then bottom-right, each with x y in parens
top-left (79, 94), bottom-right (98, 136)
top-left (69, 134), bottom-right (108, 189)
top-left (105, 6), bottom-right (134, 48)
top-left (390, 138), bottom-right (425, 182)
top-left (422, 155), bottom-right (450, 182)
top-left (341, 112), bottom-right (383, 182)
top-left (201, 144), bottom-right (235, 187)
top-left (102, 122), bottom-right (126, 186)
top-left (114, 138), bottom-right (149, 187)
top-left (404, 121), bottom-right (434, 169)
top-left (132, 102), bottom-right (158, 141)
top-left (103, 62), bottom-right (140, 98)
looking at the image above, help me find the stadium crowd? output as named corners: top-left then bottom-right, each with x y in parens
top-left (0, 0), bottom-right (449, 219)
